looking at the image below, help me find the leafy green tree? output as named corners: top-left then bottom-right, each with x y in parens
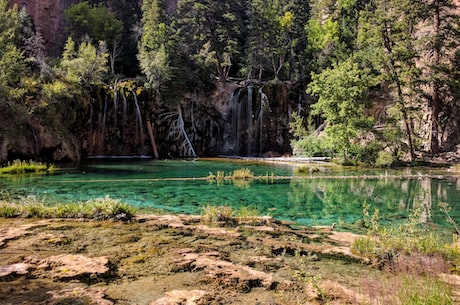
top-left (59, 37), bottom-right (109, 88)
top-left (40, 37), bottom-right (109, 128)
top-left (65, 1), bottom-right (123, 74)
top-left (0, 0), bottom-right (25, 102)
top-left (289, 112), bottom-right (326, 156)
top-left (138, 0), bottom-right (173, 94)
top-left (307, 57), bottom-right (376, 162)
top-left (44, 37), bottom-right (108, 105)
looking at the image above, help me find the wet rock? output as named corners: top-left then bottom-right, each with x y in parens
top-left (0, 263), bottom-right (30, 280)
top-left (137, 214), bottom-right (241, 238)
top-left (174, 249), bottom-right (275, 291)
top-left (48, 287), bottom-right (114, 305)
top-left (149, 289), bottom-right (207, 305)
top-left (37, 254), bottom-right (109, 281)
top-left (194, 225), bottom-right (240, 238)
top-left (0, 220), bottom-right (49, 247)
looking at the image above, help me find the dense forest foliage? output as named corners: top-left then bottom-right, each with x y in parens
top-left (1, 0), bottom-right (460, 165)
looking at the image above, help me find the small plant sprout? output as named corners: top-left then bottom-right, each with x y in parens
top-left (439, 202), bottom-right (460, 235)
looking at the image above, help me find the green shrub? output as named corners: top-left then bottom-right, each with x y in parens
top-left (351, 236), bottom-right (376, 257)
top-left (289, 112), bottom-right (327, 157)
top-left (236, 206), bottom-right (260, 222)
top-left (84, 196), bottom-right (136, 220)
top-left (0, 201), bottom-right (17, 217)
top-left (201, 204), bottom-right (233, 222)
top-left (375, 150), bottom-right (395, 168)
top-left (294, 165), bottom-right (320, 174)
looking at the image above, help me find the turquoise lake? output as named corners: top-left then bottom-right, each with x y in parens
top-left (1, 158), bottom-right (460, 231)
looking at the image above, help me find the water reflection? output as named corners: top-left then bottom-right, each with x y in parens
top-left (285, 176), bottom-right (460, 228)
top-left (0, 160), bottom-right (459, 230)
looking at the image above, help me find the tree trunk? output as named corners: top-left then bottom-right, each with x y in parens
top-left (430, 0), bottom-right (441, 156)
top-left (146, 116), bottom-right (159, 158)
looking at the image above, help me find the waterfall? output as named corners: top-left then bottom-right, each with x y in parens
top-left (257, 87), bottom-right (268, 155)
top-left (131, 89), bottom-right (145, 154)
top-left (121, 87), bottom-right (128, 126)
top-left (247, 86), bottom-right (253, 156)
top-left (231, 88), bottom-right (242, 155)
top-left (86, 82), bottom-right (150, 158)
top-left (113, 80), bottom-right (118, 127)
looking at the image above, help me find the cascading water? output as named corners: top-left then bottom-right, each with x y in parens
top-left (83, 80), bottom-right (300, 158)
top-left (226, 82), bottom-right (297, 157)
top-left (228, 84), bottom-right (268, 156)
top-left (85, 81), bottom-right (149, 158)
top-left (256, 87), bottom-right (269, 156)
top-left (246, 86), bottom-right (253, 156)
top-left (131, 89), bottom-right (145, 151)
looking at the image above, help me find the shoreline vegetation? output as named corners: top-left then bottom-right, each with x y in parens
top-left (0, 159), bottom-right (56, 174)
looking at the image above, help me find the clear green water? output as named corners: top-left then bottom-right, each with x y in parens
top-left (1, 159), bottom-right (460, 230)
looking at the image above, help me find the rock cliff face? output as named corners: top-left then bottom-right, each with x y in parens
top-left (9, 0), bottom-right (81, 56)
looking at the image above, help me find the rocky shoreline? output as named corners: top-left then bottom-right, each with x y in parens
top-left (0, 215), bottom-right (459, 305)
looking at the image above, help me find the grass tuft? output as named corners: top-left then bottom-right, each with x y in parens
top-left (0, 195), bottom-right (136, 220)
top-left (0, 159), bottom-right (56, 174)
top-left (201, 204), bottom-right (233, 222)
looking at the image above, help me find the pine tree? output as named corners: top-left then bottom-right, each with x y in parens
top-left (0, 0), bottom-right (25, 103)
top-left (421, 0), bottom-right (460, 154)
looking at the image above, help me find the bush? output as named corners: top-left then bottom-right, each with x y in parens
top-left (84, 196), bottom-right (136, 220)
top-left (0, 201), bottom-right (17, 217)
top-left (375, 150), bottom-right (395, 167)
top-left (201, 205), bottom-right (233, 222)
top-left (289, 112), bottom-right (327, 157)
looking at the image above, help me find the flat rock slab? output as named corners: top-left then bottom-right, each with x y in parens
top-left (138, 214), bottom-right (241, 238)
top-left (150, 289), bottom-right (207, 305)
top-left (0, 220), bottom-right (49, 247)
top-left (0, 263), bottom-right (30, 280)
top-left (175, 249), bottom-right (275, 291)
top-left (37, 254), bottom-right (109, 280)
top-left (48, 287), bottom-right (114, 305)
